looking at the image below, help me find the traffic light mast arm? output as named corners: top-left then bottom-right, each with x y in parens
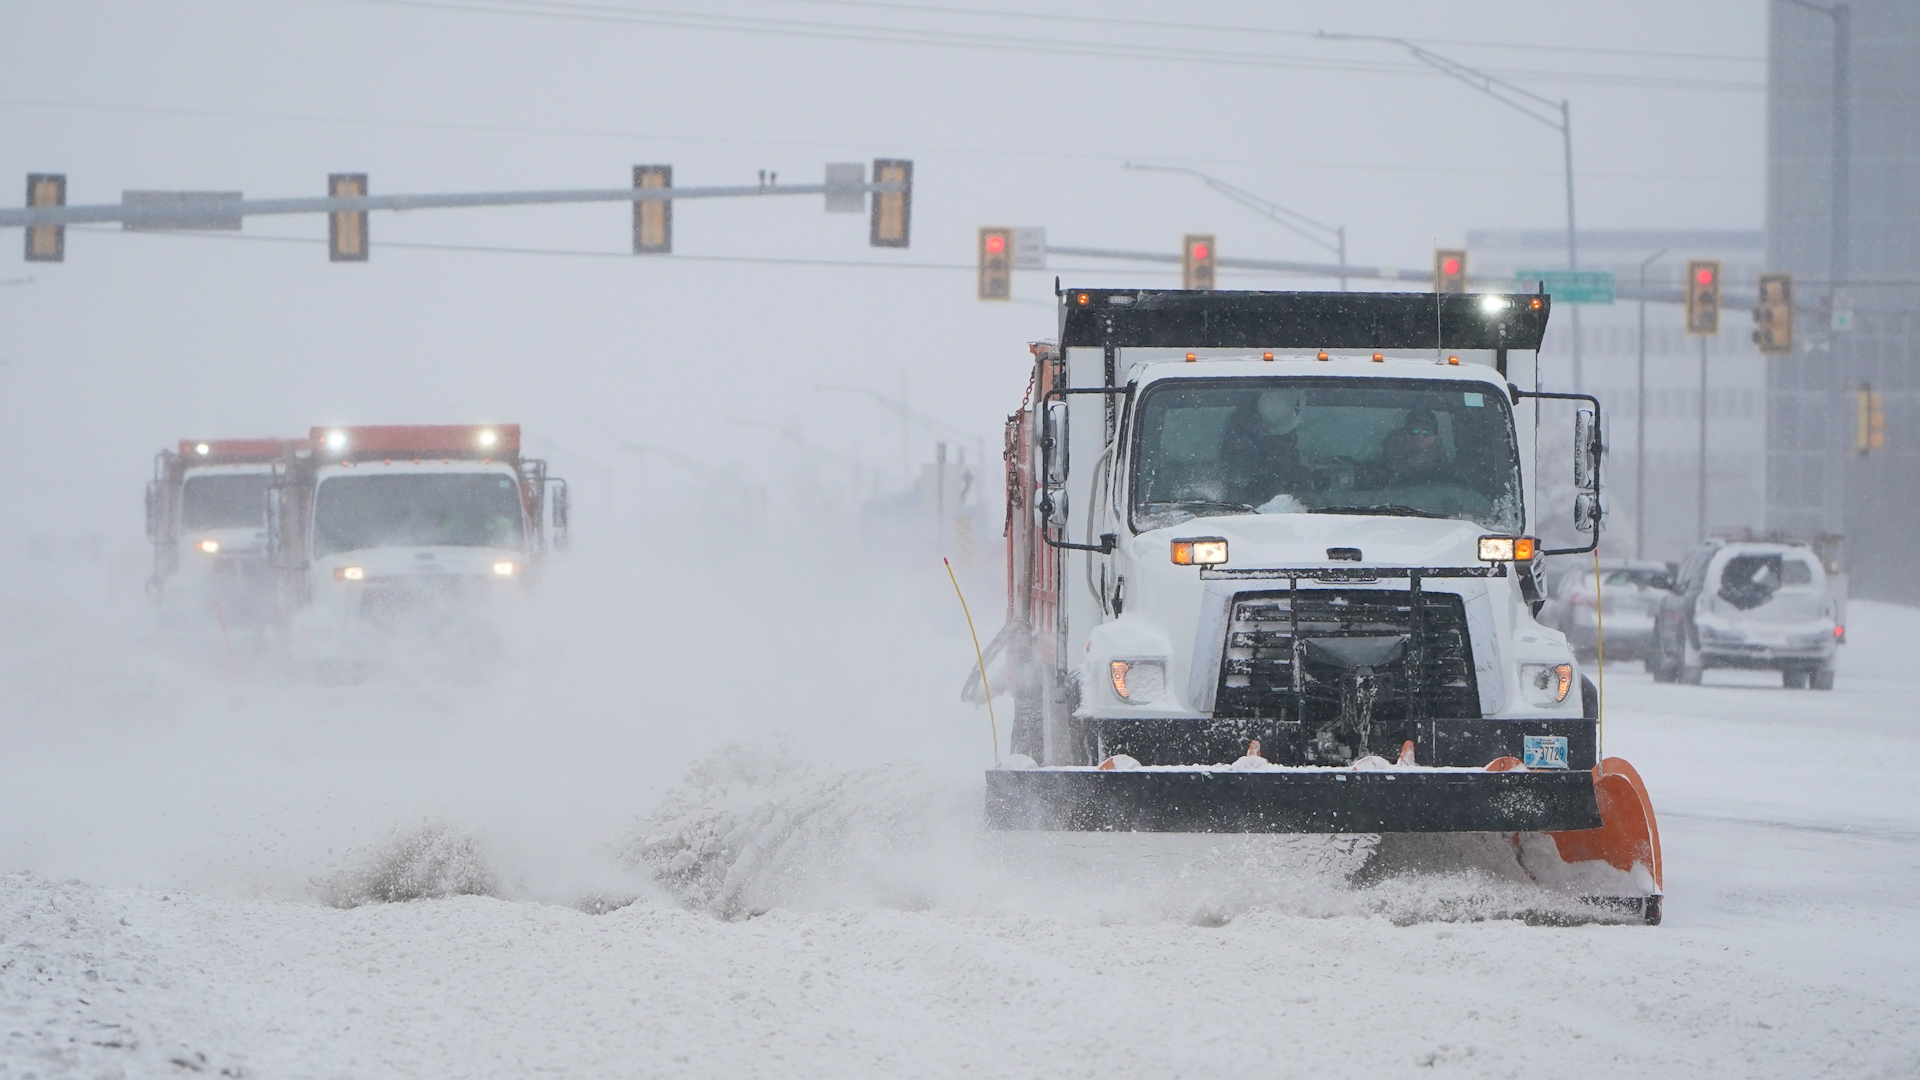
top-left (0, 178), bottom-right (911, 229)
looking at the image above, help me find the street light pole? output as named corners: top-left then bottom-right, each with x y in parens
top-left (1319, 33), bottom-right (1583, 384)
top-left (1122, 163), bottom-right (1350, 289)
top-left (1636, 247), bottom-right (1669, 560)
top-left (1780, 0), bottom-right (1853, 539)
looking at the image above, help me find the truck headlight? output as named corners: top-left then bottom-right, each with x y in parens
top-left (1110, 659), bottom-right (1166, 703)
top-left (1521, 663), bottom-right (1573, 706)
top-left (1171, 537), bottom-right (1228, 566)
top-left (1478, 535), bottom-right (1536, 562)
top-left (196, 539), bottom-right (220, 554)
top-left (492, 561), bottom-right (517, 577)
top-left (334, 566), bottom-right (365, 582)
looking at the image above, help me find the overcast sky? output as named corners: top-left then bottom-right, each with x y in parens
top-left (1, 0), bottom-right (1768, 541)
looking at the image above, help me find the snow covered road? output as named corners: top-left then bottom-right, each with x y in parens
top-left (4, 562), bottom-right (1919, 1078)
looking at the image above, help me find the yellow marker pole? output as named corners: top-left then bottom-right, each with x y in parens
top-left (1592, 547), bottom-right (1605, 758)
top-left (944, 557), bottom-right (1001, 765)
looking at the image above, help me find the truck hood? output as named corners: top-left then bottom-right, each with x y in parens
top-left (1133, 512), bottom-right (1488, 569)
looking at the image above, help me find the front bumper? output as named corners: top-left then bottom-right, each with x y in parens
top-left (1083, 715), bottom-right (1597, 770)
top-left (984, 766), bottom-right (1602, 833)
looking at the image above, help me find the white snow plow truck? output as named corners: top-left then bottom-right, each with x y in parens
top-left (982, 288), bottom-right (1663, 923)
top-left (147, 437), bottom-right (305, 628)
top-left (267, 424), bottom-right (568, 672)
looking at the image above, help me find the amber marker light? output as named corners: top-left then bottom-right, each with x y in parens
top-left (1171, 537), bottom-right (1229, 566)
top-left (1477, 536), bottom-right (1538, 562)
top-left (1316, 351), bottom-right (1329, 361)
top-left (1448, 355), bottom-right (1461, 365)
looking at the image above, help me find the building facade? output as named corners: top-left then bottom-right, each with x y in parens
top-left (1768, 0), bottom-right (1920, 603)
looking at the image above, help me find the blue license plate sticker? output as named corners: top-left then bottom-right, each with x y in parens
top-left (1523, 735), bottom-right (1569, 770)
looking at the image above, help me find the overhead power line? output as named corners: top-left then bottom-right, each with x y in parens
top-left (341, 0), bottom-right (1764, 93)
top-left (761, 0), bottom-right (1767, 66)
top-left (0, 97), bottom-right (1763, 184)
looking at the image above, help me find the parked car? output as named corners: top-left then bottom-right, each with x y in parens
top-left (1648, 540), bottom-right (1840, 688)
top-left (1538, 560), bottom-right (1675, 662)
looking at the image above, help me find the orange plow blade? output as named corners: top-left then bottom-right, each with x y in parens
top-left (1538, 757), bottom-right (1663, 923)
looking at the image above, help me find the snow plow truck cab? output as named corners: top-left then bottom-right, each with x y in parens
top-left (147, 437), bottom-right (306, 628)
top-left (267, 424), bottom-right (569, 669)
top-left (981, 288), bottom-right (1663, 923)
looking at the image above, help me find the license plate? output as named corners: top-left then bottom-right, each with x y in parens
top-left (1523, 735), bottom-right (1569, 770)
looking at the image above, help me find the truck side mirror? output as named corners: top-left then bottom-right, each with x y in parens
top-left (550, 480), bottom-right (570, 551)
top-left (1043, 400), bottom-right (1069, 489)
top-left (144, 481), bottom-right (160, 542)
top-left (1045, 489), bottom-right (1069, 529)
top-left (1573, 408), bottom-right (1599, 490)
top-left (1573, 492), bottom-right (1600, 533)
top-left (265, 488), bottom-right (283, 561)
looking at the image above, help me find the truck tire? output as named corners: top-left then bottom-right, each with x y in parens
top-left (1811, 666), bottom-right (1836, 691)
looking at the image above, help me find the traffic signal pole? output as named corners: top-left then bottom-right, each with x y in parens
top-left (0, 176), bottom-right (907, 230)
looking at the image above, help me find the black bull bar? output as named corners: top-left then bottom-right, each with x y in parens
top-left (985, 767), bottom-right (1602, 834)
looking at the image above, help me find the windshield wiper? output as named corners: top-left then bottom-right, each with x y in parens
top-left (1307, 504), bottom-right (1446, 519)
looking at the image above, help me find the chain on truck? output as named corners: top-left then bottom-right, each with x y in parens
top-left (266, 424), bottom-right (569, 670)
top-left (976, 287), bottom-right (1664, 923)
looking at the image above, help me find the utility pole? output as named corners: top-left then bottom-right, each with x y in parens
top-left (1636, 247), bottom-right (1668, 559)
top-left (1698, 335), bottom-right (1711, 543)
top-left (1122, 163), bottom-right (1348, 289)
top-left (1319, 33), bottom-right (1582, 386)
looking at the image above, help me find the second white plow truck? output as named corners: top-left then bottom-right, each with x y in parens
top-left (268, 423), bottom-right (568, 677)
top-left (981, 288), bottom-right (1663, 923)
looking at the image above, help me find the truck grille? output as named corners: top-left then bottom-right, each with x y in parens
top-left (1215, 588), bottom-right (1481, 724)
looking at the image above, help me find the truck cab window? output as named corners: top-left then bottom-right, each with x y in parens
top-left (180, 474), bottom-right (273, 530)
top-left (313, 473), bottom-right (524, 557)
top-left (1131, 377), bottom-right (1523, 533)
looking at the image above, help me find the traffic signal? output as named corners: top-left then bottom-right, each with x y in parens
top-left (1685, 259), bottom-right (1721, 335)
top-left (1433, 248), bottom-right (1467, 293)
top-left (1856, 383), bottom-right (1885, 455)
top-left (633, 165), bottom-right (672, 254)
top-left (24, 173), bottom-right (65, 263)
top-left (1182, 234), bottom-right (1216, 290)
top-left (328, 173), bottom-right (368, 262)
top-left (1753, 273), bottom-right (1793, 355)
top-left (869, 158), bottom-right (912, 248)
top-left (977, 227), bottom-right (1012, 301)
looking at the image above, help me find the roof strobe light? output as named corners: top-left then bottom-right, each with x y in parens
top-left (195, 442), bottom-right (211, 455)
top-left (325, 429), bottom-right (348, 452)
top-left (477, 429), bottom-right (499, 449)
top-left (1480, 294), bottom-right (1512, 314)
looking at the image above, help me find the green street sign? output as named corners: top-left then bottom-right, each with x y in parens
top-left (1515, 269), bottom-right (1615, 305)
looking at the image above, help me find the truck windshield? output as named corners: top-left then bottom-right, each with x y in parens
top-left (181, 473), bottom-right (272, 530)
top-left (313, 473), bottom-right (524, 556)
top-left (1131, 377), bottom-right (1523, 532)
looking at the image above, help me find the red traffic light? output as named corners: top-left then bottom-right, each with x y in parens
top-left (985, 233), bottom-right (1005, 255)
top-left (1190, 241), bottom-right (1210, 260)
top-left (1695, 266), bottom-right (1716, 285)
top-left (1442, 256), bottom-right (1460, 275)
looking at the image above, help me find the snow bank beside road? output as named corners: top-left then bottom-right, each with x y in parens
top-left (7, 867), bottom-right (1917, 1080)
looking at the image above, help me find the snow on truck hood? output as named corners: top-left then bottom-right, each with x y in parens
top-left (1131, 512), bottom-right (1488, 569)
